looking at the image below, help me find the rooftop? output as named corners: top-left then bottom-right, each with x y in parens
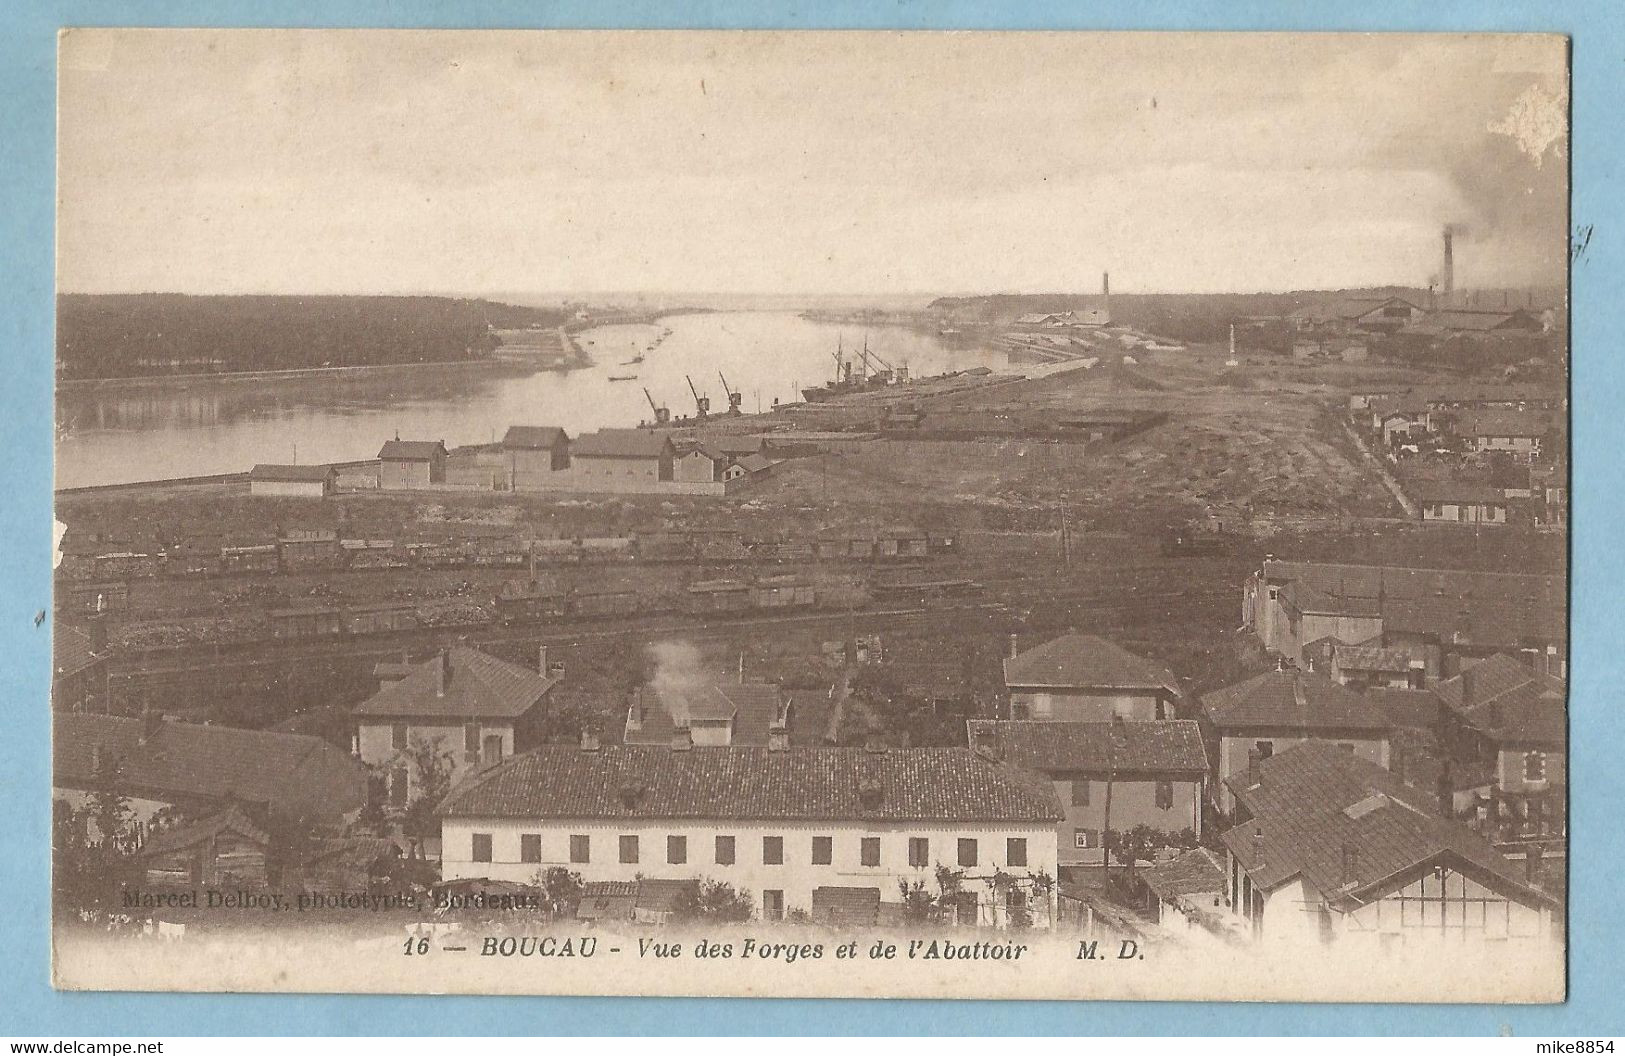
top-left (1332, 645), bottom-right (1414, 674)
top-left (1260, 560), bottom-right (1565, 648)
top-left (1434, 654), bottom-right (1566, 748)
top-left (438, 744), bottom-right (1064, 824)
top-left (571, 429), bottom-right (673, 459)
top-left (1003, 634), bottom-right (1179, 694)
top-left (502, 425), bottom-right (569, 450)
top-left (137, 805), bottom-right (269, 860)
top-left (249, 464), bottom-right (334, 483)
top-left (966, 720), bottom-right (1208, 775)
top-left (1220, 742), bottom-right (1556, 910)
top-left (1200, 669), bottom-right (1391, 733)
top-left (53, 712), bottom-right (366, 821)
top-left (1138, 846), bottom-right (1227, 901)
top-left (377, 440), bottom-right (447, 461)
top-left (352, 646), bottom-right (556, 719)
top-left (53, 624), bottom-right (103, 681)
top-left (625, 682), bottom-right (787, 746)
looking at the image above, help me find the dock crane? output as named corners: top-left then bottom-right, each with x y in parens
top-left (643, 386), bottom-right (671, 425)
top-left (718, 371), bottom-right (744, 416)
top-left (686, 374), bottom-right (711, 420)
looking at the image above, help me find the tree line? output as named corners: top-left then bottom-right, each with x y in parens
top-left (57, 293), bottom-right (567, 379)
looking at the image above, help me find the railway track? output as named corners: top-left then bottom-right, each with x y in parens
top-left (106, 586), bottom-right (1235, 685)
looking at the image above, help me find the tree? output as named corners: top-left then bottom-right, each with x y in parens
top-left (87, 757), bottom-right (135, 849)
top-left (897, 878), bottom-right (937, 923)
top-left (538, 867), bottom-right (585, 918)
top-left (399, 735), bottom-right (458, 840)
top-left (676, 878), bottom-right (754, 922)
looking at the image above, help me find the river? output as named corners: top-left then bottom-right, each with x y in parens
top-left (54, 311), bottom-right (1011, 489)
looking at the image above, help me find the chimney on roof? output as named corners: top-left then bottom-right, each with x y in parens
top-left (626, 687), bottom-right (644, 733)
top-left (671, 725), bottom-right (693, 752)
top-left (538, 644), bottom-right (548, 676)
top-left (435, 648), bottom-right (450, 697)
top-left (1008, 633), bottom-right (1020, 660)
top-left (579, 727), bottom-right (600, 752)
top-left (768, 721), bottom-right (790, 752)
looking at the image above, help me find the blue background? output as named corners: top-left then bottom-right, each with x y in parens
top-left (2, 0), bottom-right (1618, 1036)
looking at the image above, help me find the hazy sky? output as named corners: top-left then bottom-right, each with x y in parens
top-left (57, 30), bottom-right (1568, 297)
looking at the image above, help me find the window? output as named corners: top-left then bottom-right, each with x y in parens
top-left (619, 835), bottom-right (639, 864)
top-left (391, 724), bottom-right (407, 750)
top-left (1074, 829), bottom-right (1096, 850)
top-left (715, 835), bottom-right (735, 865)
top-left (1011, 703), bottom-right (1031, 720)
top-left (472, 833), bottom-right (492, 863)
top-left (1338, 742), bottom-right (1356, 753)
top-left (1007, 838), bottom-right (1027, 867)
top-left (1070, 779), bottom-right (1091, 806)
top-left (908, 837), bottom-right (930, 868)
top-left (1155, 781), bottom-right (1174, 810)
top-left (763, 835), bottom-right (784, 865)
top-left (762, 890), bottom-right (785, 921)
top-left (667, 835), bottom-right (687, 864)
top-left (570, 834), bottom-right (590, 863)
top-left (464, 724), bottom-right (480, 752)
top-left (520, 834), bottom-right (542, 863)
top-left (1525, 752), bottom-right (1547, 782)
top-left (861, 837), bottom-right (881, 867)
top-left (812, 836), bottom-right (832, 865)
top-left (1254, 740), bottom-right (1274, 760)
top-left (958, 838), bottom-right (978, 867)
top-left (483, 734), bottom-right (504, 766)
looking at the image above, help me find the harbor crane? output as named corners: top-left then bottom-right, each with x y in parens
top-left (686, 374), bottom-right (711, 420)
top-left (856, 335), bottom-right (896, 383)
top-left (718, 371), bottom-right (744, 416)
top-left (643, 386), bottom-right (671, 425)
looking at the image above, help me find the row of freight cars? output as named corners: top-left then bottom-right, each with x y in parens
top-left (264, 573), bottom-right (983, 642)
top-left (58, 527), bottom-right (959, 584)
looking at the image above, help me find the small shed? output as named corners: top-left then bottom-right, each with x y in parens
top-left (249, 464), bottom-right (336, 498)
top-left (138, 806), bottom-right (271, 889)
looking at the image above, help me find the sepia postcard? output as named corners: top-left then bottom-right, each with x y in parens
top-left (50, 28), bottom-right (1569, 1002)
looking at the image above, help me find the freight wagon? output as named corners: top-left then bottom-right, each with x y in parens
top-left (495, 579), bottom-right (567, 624)
top-left (751, 576), bottom-right (817, 610)
top-left (686, 579), bottom-right (753, 615)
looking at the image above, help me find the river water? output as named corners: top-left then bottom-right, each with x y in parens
top-left (54, 311), bottom-right (1010, 489)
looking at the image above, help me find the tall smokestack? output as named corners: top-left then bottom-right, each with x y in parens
top-left (1442, 227), bottom-right (1455, 308)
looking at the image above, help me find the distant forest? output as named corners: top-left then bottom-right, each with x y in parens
top-left (927, 289), bottom-right (1435, 343)
top-left (57, 294), bottom-right (566, 380)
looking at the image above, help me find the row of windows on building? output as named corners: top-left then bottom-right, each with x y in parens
top-left (390, 724), bottom-right (500, 753)
top-left (468, 832), bottom-right (1028, 869)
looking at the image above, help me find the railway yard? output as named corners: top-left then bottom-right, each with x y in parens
top-left (55, 337), bottom-right (1566, 749)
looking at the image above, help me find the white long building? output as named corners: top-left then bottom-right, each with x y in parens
top-left (437, 734), bottom-right (1064, 927)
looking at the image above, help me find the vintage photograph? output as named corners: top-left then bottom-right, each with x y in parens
top-left (50, 30), bottom-right (1568, 1001)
